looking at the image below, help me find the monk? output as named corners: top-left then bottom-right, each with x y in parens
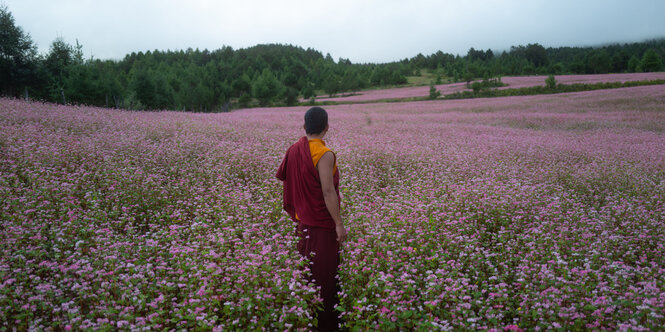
top-left (275, 106), bottom-right (347, 331)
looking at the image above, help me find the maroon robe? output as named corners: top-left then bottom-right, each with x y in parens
top-left (276, 136), bottom-right (342, 331)
top-left (275, 136), bottom-right (340, 229)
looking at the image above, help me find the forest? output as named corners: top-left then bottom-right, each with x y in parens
top-left (2, 6), bottom-right (664, 111)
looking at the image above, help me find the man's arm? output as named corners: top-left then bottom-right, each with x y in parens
top-left (318, 151), bottom-right (347, 242)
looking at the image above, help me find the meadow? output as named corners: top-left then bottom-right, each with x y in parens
top-left (314, 72), bottom-right (665, 102)
top-left (1, 83), bottom-right (665, 330)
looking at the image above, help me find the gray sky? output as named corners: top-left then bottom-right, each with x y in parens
top-left (4, 0), bottom-right (665, 63)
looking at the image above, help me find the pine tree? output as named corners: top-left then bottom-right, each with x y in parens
top-left (0, 5), bottom-right (38, 96)
top-left (252, 68), bottom-right (284, 106)
top-left (640, 49), bottom-right (663, 72)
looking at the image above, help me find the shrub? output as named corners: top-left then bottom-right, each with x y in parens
top-left (428, 84), bottom-right (441, 99)
top-left (545, 75), bottom-right (557, 89)
top-left (471, 81), bottom-right (483, 93)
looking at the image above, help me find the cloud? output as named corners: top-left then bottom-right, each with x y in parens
top-left (5, 0), bottom-right (665, 63)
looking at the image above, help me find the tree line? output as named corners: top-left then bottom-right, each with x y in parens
top-left (410, 42), bottom-right (664, 84)
top-left (1, 6), bottom-right (664, 111)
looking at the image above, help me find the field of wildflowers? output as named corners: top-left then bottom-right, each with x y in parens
top-left (1, 84), bottom-right (665, 330)
top-left (315, 72), bottom-right (665, 102)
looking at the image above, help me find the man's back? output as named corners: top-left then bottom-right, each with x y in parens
top-left (275, 107), bottom-right (346, 331)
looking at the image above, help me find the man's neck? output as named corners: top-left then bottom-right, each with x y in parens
top-left (306, 134), bottom-right (325, 140)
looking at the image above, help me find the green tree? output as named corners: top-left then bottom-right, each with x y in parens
top-left (435, 65), bottom-right (443, 84)
top-left (151, 70), bottom-right (175, 110)
top-left (282, 87), bottom-right (299, 106)
top-left (323, 73), bottom-right (341, 97)
top-left (232, 73), bottom-right (252, 98)
top-left (0, 5), bottom-right (38, 97)
top-left (611, 50), bottom-right (630, 73)
top-left (252, 68), bottom-right (284, 106)
top-left (524, 43), bottom-right (549, 67)
top-left (587, 50), bottom-right (611, 74)
top-left (130, 67), bottom-right (154, 109)
top-left (65, 61), bottom-right (97, 105)
top-left (545, 75), bottom-right (556, 89)
top-left (237, 92), bottom-right (252, 108)
top-left (94, 60), bottom-right (124, 108)
top-left (471, 81), bottom-right (483, 93)
top-left (428, 84), bottom-right (441, 99)
top-left (340, 71), bottom-right (360, 93)
top-left (640, 49), bottom-right (663, 72)
top-left (44, 38), bottom-right (74, 103)
top-left (627, 55), bottom-right (641, 72)
top-left (301, 82), bottom-right (315, 100)
top-left (463, 70), bottom-right (474, 88)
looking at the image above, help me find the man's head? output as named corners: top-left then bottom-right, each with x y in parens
top-left (304, 107), bottom-right (329, 135)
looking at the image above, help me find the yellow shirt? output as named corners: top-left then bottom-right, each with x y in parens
top-left (308, 138), bottom-right (337, 174)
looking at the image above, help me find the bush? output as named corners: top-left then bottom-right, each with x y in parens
top-left (237, 92), bottom-right (252, 108)
top-left (471, 81), bottom-right (483, 93)
top-left (545, 75), bottom-right (557, 89)
top-left (428, 84), bottom-right (441, 99)
top-left (444, 79), bottom-right (665, 100)
top-left (470, 77), bottom-right (505, 94)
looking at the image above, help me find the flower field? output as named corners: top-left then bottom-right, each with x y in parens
top-left (499, 72), bottom-right (665, 90)
top-left (1, 84), bottom-right (665, 330)
top-left (314, 72), bottom-right (665, 102)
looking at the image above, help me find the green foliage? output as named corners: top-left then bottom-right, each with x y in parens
top-left (467, 47), bottom-right (494, 62)
top-left (0, 5), bottom-right (38, 97)
top-left (587, 50), bottom-right (611, 74)
top-left (640, 49), bottom-right (663, 72)
top-left (548, 62), bottom-right (565, 74)
top-left (545, 75), bottom-right (557, 89)
top-left (323, 74), bottom-right (341, 97)
top-left (282, 87), bottom-right (299, 106)
top-left (369, 65), bottom-right (408, 86)
top-left (237, 92), bottom-right (252, 108)
top-left (471, 81), bottom-right (483, 93)
top-left (463, 71), bottom-right (474, 87)
top-left (470, 77), bottom-right (506, 93)
top-left (252, 68), bottom-right (284, 107)
top-left (407, 39), bottom-right (665, 78)
top-left (44, 38), bottom-right (74, 103)
top-left (428, 84), bottom-right (441, 100)
top-left (130, 68), bottom-right (156, 109)
top-left (524, 43), bottom-right (549, 67)
top-left (445, 79), bottom-right (665, 100)
top-left (434, 65), bottom-right (443, 84)
top-left (611, 50), bottom-right (630, 72)
top-left (627, 55), bottom-right (641, 73)
top-left (300, 83), bottom-right (315, 100)
top-left (340, 71), bottom-right (362, 93)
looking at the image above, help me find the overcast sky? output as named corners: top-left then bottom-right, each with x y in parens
top-left (4, 0), bottom-right (665, 63)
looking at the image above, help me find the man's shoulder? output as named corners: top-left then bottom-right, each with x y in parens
top-left (319, 150), bottom-right (334, 162)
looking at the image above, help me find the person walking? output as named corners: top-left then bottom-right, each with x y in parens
top-left (276, 106), bottom-right (347, 331)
